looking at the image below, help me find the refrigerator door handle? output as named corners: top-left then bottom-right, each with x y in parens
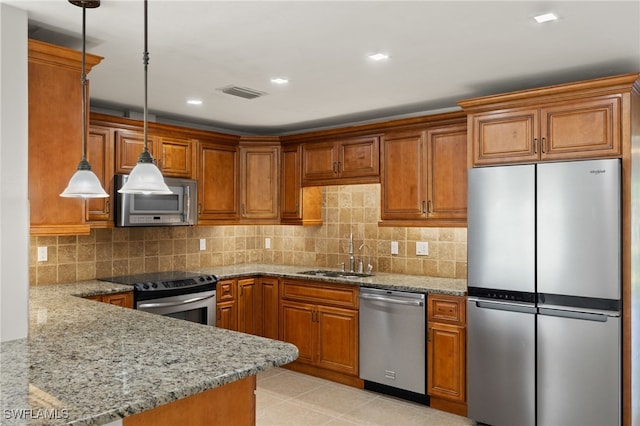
top-left (538, 306), bottom-right (615, 322)
top-left (469, 297), bottom-right (537, 314)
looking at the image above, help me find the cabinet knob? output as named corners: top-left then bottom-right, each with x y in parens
top-left (541, 137), bottom-right (547, 153)
top-left (427, 200), bottom-right (433, 214)
top-left (533, 138), bottom-right (538, 154)
top-left (105, 200), bottom-right (110, 214)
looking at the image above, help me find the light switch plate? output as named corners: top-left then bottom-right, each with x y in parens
top-left (199, 239), bottom-right (206, 251)
top-left (391, 241), bottom-right (399, 255)
top-left (37, 246), bottom-right (48, 262)
top-left (265, 237), bottom-right (271, 249)
top-left (416, 241), bottom-right (429, 256)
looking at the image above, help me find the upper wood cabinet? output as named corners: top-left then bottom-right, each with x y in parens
top-left (28, 40), bottom-right (102, 236)
top-left (197, 140), bottom-right (239, 223)
top-left (85, 125), bottom-right (114, 225)
top-left (301, 135), bottom-right (380, 186)
top-left (381, 119), bottom-right (467, 226)
top-left (280, 144), bottom-right (323, 226)
top-left (115, 130), bottom-right (195, 178)
top-left (239, 139), bottom-right (280, 222)
top-left (458, 76), bottom-right (632, 166)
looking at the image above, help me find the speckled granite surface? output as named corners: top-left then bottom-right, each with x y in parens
top-left (1, 281), bottom-right (298, 425)
top-left (200, 263), bottom-right (468, 296)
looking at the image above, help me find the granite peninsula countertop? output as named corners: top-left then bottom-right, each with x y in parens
top-left (0, 281), bottom-right (298, 426)
top-left (199, 263), bottom-right (468, 296)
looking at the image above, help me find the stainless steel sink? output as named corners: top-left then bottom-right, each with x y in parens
top-left (297, 270), bottom-right (373, 278)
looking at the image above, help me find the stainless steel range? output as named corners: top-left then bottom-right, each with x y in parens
top-left (101, 271), bottom-right (217, 326)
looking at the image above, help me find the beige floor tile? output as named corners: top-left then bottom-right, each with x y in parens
top-left (258, 369), bottom-right (328, 399)
top-left (256, 399), bottom-right (338, 426)
top-left (293, 381), bottom-right (378, 417)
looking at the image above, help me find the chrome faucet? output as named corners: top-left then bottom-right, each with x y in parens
top-left (358, 242), bottom-right (372, 275)
top-left (348, 233), bottom-right (356, 272)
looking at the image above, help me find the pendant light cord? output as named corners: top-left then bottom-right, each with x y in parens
top-left (80, 3), bottom-right (88, 163)
top-left (143, 0), bottom-right (149, 155)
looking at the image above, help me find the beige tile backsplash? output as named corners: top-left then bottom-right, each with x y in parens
top-left (30, 184), bottom-right (467, 285)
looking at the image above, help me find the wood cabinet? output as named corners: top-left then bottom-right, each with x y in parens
top-left (28, 40), bottom-right (102, 236)
top-left (381, 120), bottom-right (467, 226)
top-left (237, 278), bottom-right (259, 335)
top-left (239, 140), bottom-right (280, 222)
top-left (280, 144), bottom-right (323, 225)
top-left (197, 141), bottom-right (239, 223)
top-left (216, 279), bottom-right (237, 330)
top-left (115, 130), bottom-right (195, 178)
top-left (301, 135), bottom-right (380, 186)
top-left (461, 90), bottom-right (623, 166)
top-left (279, 279), bottom-right (360, 386)
top-left (85, 125), bottom-right (114, 225)
top-left (260, 277), bottom-right (280, 340)
top-left (427, 293), bottom-right (466, 416)
top-left (85, 291), bottom-right (134, 308)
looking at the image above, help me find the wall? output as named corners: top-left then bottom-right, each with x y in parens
top-left (30, 184), bottom-right (467, 285)
top-left (0, 3), bottom-right (29, 341)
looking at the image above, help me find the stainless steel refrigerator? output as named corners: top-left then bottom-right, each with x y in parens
top-left (467, 159), bottom-right (621, 426)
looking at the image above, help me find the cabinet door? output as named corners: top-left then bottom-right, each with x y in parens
top-left (540, 95), bottom-right (621, 160)
top-left (281, 145), bottom-right (302, 222)
top-left (217, 279), bottom-right (236, 302)
top-left (240, 146), bottom-right (279, 220)
top-left (338, 136), bottom-right (380, 179)
top-left (115, 130), bottom-right (157, 174)
top-left (381, 130), bottom-right (426, 220)
top-left (237, 278), bottom-right (259, 335)
top-left (428, 322), bottom-right (466, 403)
top-left (302, 141), bottom-right (338, 183)
top-left (217, 301), bottom-right (237, 331)
top-left (86, 126), bottom-right (114, 223)
top-left (159, 136), bottom-right (194, 178)
top-left (426, 124), bottom-right (467, 220)
top-left (317, 306), bottom-right (359, 375)
top-left (197, 142), bottom-right (238, 222)
top-left (280, 300), bottom-right (316, 365)
top-left (102, 291), bottom-right (134, 308)
top-left (469, 108), bottom-right (539, 165)
top-left (260, 277), bottom-right (279, 339)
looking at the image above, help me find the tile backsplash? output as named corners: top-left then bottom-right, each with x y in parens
top-left (30, 184), bottom-right (466, 285)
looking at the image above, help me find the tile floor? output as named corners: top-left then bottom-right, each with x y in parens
top-left (256, 368), bottom-right (473, 426)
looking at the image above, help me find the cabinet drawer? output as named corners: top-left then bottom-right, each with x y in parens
top-left (428, 294), bottom-right (466, 325)
top-left (280, 279), bottom-right (358, 309)
top-left (217, 279), bottom-right (236, 302)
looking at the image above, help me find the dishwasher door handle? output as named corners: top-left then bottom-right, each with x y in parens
top-left (360, 293), bottom-right (424, 307)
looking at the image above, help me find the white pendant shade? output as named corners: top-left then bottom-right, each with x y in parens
top-left (60, 168), bottom-right (109, 198)
top-left (118, 162), bottom-right (172, 194)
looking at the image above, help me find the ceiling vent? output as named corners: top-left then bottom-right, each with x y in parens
top-left (219, 85), bottom-right (268, 100)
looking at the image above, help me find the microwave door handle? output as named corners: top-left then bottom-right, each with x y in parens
top-left (184, 185), bottom-right (190, 223)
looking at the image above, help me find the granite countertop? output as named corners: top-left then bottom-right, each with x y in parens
top-left (0, 281), bottom-right (298, 426)
top-left (198, 263), bottom-right (468, 296)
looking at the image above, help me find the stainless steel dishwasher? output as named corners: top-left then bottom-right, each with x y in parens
top-left (359, 287), bottom-right (427, 403)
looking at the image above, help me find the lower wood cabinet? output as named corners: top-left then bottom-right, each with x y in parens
top-left (85, 291), bottom-right (133, 309)
top-left (427, 293), bottom-right (467, 416)
top-left (279, 279), bottom-right (360, 386)
top-left (216, 279), bottom-right (237, 330)
top-left (217, 277), bottom-right (279, 339)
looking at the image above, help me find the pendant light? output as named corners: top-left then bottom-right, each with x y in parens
top-left (60, 0), bottom-right (109, 198)
top-left (118, 0), bottom-right (172, 195)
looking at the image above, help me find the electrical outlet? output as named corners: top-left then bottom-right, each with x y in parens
top-left (265, 237), bottom-right (271, 249)
top-left (199, 239), bottom-right (206, 251)
top-left (416, 241), bottom-right (429, 256)
top-left (37, 246), bottom-right (48, 262)
top-left (391, 241), bottom-right (399, 255)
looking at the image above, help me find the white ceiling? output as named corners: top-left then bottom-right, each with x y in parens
top-left (7, 0), bottom-right (640, 135)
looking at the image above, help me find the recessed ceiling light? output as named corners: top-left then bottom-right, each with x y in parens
top-left (187, 99), bottom-right (203, 105)
top-left (534, 13), bottom-right (558, 23)
top-left (271, 78), bottom-right (289, 84)
top-left (369, 53), bottom-right (389, 61)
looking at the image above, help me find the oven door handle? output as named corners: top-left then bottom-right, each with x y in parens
top-left (137, 293), bottom-right (215, 309)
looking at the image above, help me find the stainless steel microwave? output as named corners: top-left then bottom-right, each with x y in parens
top-left (114, 174), bottom-right (197, 227)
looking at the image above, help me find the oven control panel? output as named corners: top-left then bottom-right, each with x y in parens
top-left (133, 274), bottom-right (217, 292)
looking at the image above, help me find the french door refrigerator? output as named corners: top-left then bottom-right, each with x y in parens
top-left (467, 159), bottom-right (621, 426)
